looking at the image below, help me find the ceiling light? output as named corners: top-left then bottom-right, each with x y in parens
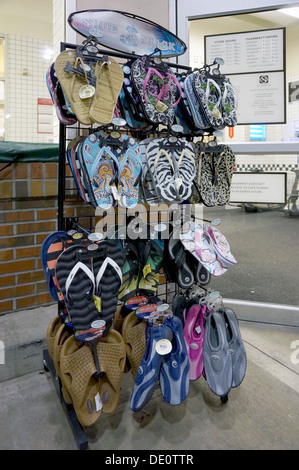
top-left (278, 7), bottom-right (299, 19)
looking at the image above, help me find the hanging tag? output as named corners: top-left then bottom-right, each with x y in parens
top-left (156, 100), bottom-right (168, 113)
top-left (88, 232), bottom-right (103, 242)
top-left (95, 392), bottom-right (103, 412)
top-left (91, 319), bottom-right (106, 329)
top-left (79, 84), bottom-right (95, 99)
top-left (155, 339), bottom-right (172, 355)
top-left (157, 303), bottom-right (169, 313)
top-left (93, 295), bottom-right (101, 312)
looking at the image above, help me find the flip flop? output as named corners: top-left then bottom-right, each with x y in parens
top-left (212, 145), bottom-right (236, 205)
top-left (171, 140), bottom-right (196, 202)
top-left (167, 227), bottom-right (194, 289)
top-left (46, 63), bottom-right (77, 125)
top-left (89, 57), bottom-right (124, 125)
top-left (41, 230), bottom-right (70, 301)
top-left (193, 225), bottom-right (217, 263)
top-left (55, 244), bottom-right (105, 342)
top-left (184, 73), bottom-right (211, 130)
top-left (92, 240), bottom-right (125, 334)
top-left (131, 55), bottom-right (181, 126)
top-left (204, 224), bottom-right (237, 265)
top-left (139, 138), bottom-right (160, 206)
top-left (116, 136), bottom-right (142, 209)
top-left (121, 61), bottom-right (152, 127)
top-left (193, 71), bottom-right (224, 130)
top-left (180, 222), bottom-right (227, 277)
top-left (81, 132), bottom-right (118, 209)
top-left (221, 78), bottom-right (238, 128)
top-left (121, 311), bottom-right (147, 380)
top-left (54, 50), bottom-right (95, 125)
top-left (160, 315), bottom-right (190, 405)
top-left (146, 138), bottom-right (177, 203)
top-left (183, 304), bottom-right (206, 381)
top-left (66, 136), bottom-right (89, 203)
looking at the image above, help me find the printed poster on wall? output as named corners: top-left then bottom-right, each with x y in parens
top-left (204, 28), bottom-right (286, 124)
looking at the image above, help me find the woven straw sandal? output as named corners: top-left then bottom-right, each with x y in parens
top-left (89, 57), bottom-right (124, 125)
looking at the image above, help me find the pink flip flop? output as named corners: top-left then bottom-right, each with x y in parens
top-left (194, 227), bottom-right (216, 263)
top-left (204, 225), bottom-right (237, 265)
top-left (183, 304), bottom-right (206, 381)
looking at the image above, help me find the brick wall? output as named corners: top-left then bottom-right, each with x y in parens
top-left (0, 160), bottom-right (88, 314)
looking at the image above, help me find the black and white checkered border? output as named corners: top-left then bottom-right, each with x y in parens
top-left (235, 163), bottom-right (299, 171)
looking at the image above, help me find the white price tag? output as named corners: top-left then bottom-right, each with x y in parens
top-left (95, 392), bottom-right (103, 412)
top-left (155, 339), bottom-right (172, 355)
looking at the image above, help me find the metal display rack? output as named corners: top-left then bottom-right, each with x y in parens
top-left (43, 39), bottom-right (193, 450)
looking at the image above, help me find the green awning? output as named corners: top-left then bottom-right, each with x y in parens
top-left (0, 141), bottom-right (60, 163)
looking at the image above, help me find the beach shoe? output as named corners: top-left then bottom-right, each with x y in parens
top-left (218, 308), bottom-right (247, 388)
top-left (46, 315), bottom-right (62, 359)
top-left (60, 328), bottom-right (126, 425)
top-left (130, 322), bottom-right (171, 411)
top-left (59, 335), bottom-right (104, 426)
top-left (203, 311), bottom-right (232, 397)
top-left (52, 322), bottom-right (73, 404)
top-left (95, 328), bottom-right (126, 414)
top-left (183, 304), bottom-right (206, 381)
top-left (160, 315), bottom-right (190, 405)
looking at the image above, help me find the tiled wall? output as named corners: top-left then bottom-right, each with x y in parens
top-left (5, 35), bottom-right (53, 143)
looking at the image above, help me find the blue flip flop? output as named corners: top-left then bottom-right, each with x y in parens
top-left (81, 132), bottom-right (119, 209)
top-left (116, 136), bottom-right (142, 209)
top-left (160, 315), bottom-right (190, 406)
top-left (40, 231), bottom-right (70, 301)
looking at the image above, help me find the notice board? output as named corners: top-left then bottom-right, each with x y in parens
top-left (204, 28), bottom-right (286, 125)
top-left (229, 172), bottom-right (286, 204)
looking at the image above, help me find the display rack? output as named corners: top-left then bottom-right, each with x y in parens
top-left (43, 39), bottom-right (194, 450)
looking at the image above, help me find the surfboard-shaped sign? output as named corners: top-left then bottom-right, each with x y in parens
top-left (68, 9), bottom-right (187, 57)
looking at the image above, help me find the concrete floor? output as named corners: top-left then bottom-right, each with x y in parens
top-left (0, 316), bottom-right (299, 450)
